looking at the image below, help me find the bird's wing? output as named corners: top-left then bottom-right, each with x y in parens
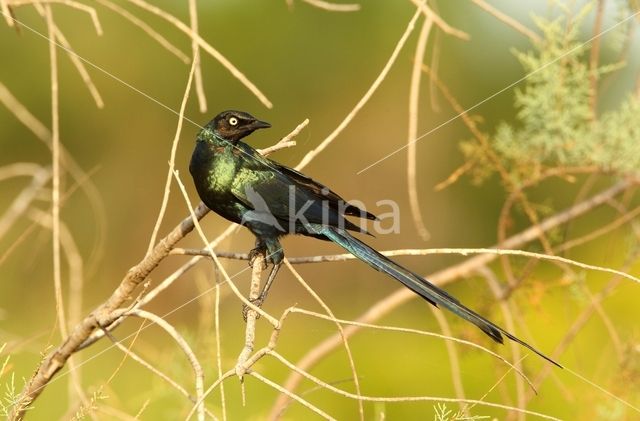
top-left (272, 163), bottom-right (378, 221)
top-left (230, 146), bottom-right (367, 233)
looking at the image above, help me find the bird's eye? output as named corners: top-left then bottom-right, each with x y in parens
top-left (229, 117), bottom-right (238, 126)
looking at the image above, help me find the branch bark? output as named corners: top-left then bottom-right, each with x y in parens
top-left (9, 203), bottom-right (210, 420)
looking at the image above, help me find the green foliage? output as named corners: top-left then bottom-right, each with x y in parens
top-left (71, 387), bottom-right (108, 421)
top-left (1, 345), bottom-right (33, 418)
top-left (463, 6), bottom-right (640, 185)
top-left (432, 403), bottom-right (488, 421)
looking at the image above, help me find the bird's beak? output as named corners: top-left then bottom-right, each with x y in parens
top-left (250, 119), bottom-right (271, 130)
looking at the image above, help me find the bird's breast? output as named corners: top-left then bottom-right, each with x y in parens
top-left (190, 142), bottom-right (240, 204)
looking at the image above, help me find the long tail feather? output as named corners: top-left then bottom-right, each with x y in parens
top-left (321, 226), bottom-right (561, 368)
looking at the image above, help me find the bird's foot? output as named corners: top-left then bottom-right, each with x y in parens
top-left (248, 247), bottom-right (268, 269)
top-left (242, 297), bottom-right (264, 322)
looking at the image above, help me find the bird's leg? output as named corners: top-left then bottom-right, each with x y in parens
top-left (248, 239), bottom-right (268, 269)
top-left (254, 261), bottom-right (282, 306)
top-left (242, 238), bottom-right (284, 320)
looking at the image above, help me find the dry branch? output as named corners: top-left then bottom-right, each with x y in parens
top-left (407, 15), bottom-right (433, 241)
top-left (268, 179), bottom-right (636, 415)
top-left (301, 0), bottom-right (360, 13)
top-left (295, 3), bottom-right (423, 170)
top-left (9, 203), bottom-right (210, 420)
top-left (470, 0), bottom-right (541, 43)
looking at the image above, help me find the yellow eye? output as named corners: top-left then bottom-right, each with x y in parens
top-left (229, 117), bottom-right (238, 126)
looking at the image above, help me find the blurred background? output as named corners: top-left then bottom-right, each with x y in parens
top-left (1, 0), bottom-right (639, 419)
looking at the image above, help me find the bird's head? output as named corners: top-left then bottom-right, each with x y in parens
top-left (204, 110), bottom-right (271, 143)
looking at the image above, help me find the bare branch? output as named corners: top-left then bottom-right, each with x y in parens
top-left (408, 0), bottom-right (470, 40)
top-left (270, 180), bottom-right (634, 413)
top-left (10, 202), bottom-right (210, 419)
top-left (124, 0), bottom-right (273, 108)
top-left (407, 16), bottom-right (433, 241)
top-left (188, 0), bottom-right (207, 113)
top-left (295, 4), bottom-right (423, 170)
top-left (146, 59), bottom-right (198, 254)
top-left (0, 165), bottom-right (51, 241)
top-left (235, 253), bottom-right (264, 380)
top-left (10, 0), bottom-right (103, 35)
top-left (301, 0), bottom-right (360, 12)
top-left (95, 0), bottom-right (189, 63)
top-left (470, 0), bottom-right (541, 43)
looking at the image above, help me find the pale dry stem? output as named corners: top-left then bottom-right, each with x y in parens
top-left (479, 267), bottom-right (525, 420)
top-left (95, 0), bottom-right (189, 63)
top-left (1, 0), bottom-right (13, 26)
top-left (301, 0), bottom-right (359, 12)
top-left (0, 165), bottom-right (51, 240)
top-left (251, 371), bottom-right (335, 420)
top-left (188, 0), bottom-right (207, 113)
top-left (268, 350), bottom-right (559, 420)
top-left (128, 310), bottom-right (205, 421)
top-left (408, 0), bottom-right (470, 40)
top-left (283, 259), bottom-right (364, 420)
top-left (146, 58), bottom-right (198, 255)
top-left (470, 0), bottom-right (541, 43)
top-left (235, 253), bottom-right (265, 380)
top-left (269, 180), bottom-right (633, 414)
top-left (172, 170), bottom-right (280, 326)
top-left (125, 0), bottom-right (272, 108)
top-left (407, 16), bottom-right (433, 241)
top-left (0, 82), bottom-right (51, 141)
top-left (295, 3), bottom-right (424, 170)
top-left (32, 2), bottom-right (104, 108)
top-left (10, 0), bottom-right (103, 34)
top-left (429, 308), bottom-right (467, 412)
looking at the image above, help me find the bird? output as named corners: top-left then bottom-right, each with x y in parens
top-left (189, 110), bottom-right (561, 368)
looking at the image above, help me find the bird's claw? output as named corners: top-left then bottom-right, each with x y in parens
top-left (242, 297), bottom-right (264, 321)
top-left (248, 248), bottom-right (268, 269)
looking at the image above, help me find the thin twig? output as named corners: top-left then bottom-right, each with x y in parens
top-left (283, 259), bottom-right (365, 421)
top-left (407, 16), bottom-right (433, 241)
top-left (95, 0), bottom-right (189, 63)
top-left (126, 310), bottom-right (205, 421)
top-left (172, 170), bottom-right (280, 326)
top-left (125, 0), bottom-right (272, 108)
top-left (269, 180), bottom-right (633, 414)
top-left (408, 0), bottom-right (470, 40)
top-left (0, 82), bottom-right (51, 141)
top-left (1, 0), bottom-right (13, 27)
top-left (295, 3), bottom-right (424, 170)
top-left (301, 0), bottom-right (359, 12)
top-left (214, 277), bottom-right (227, 421)
top-left (479, 267), bottom-right (526, 421)
top-left (235, 253), bottom-right (264, 379)
top-left (32, 2), bottom-right (104, 108)
top-left (288, 308), bottom-right (534, 387)
top-left (188, 0), bottom-right (207, 113)
top-left (0, 166), bottom-right (51, 240)
top-left (470, 0), bottom-right (541, 43)
top-left (11, 0), bottom-right (103, 34)
top-left (10, 202), bottom-right (210, 419)
top-left (46, 0), bottom-right (67, 345)
top-left (268, 351), bottom-right (559, 420)
top-left (102, 328), bottom-right (215, 419)
top-left (146, 58), bottom-right (198, 255)
top-left (430, 308), bottom-right (467, 412)
top-left (251, 371), bottom-right (336, 420)
top-left (173, 245), bottom-right (640, 285)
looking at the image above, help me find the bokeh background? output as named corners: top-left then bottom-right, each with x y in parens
top-left (1, 0), bottom-right (639, 419)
